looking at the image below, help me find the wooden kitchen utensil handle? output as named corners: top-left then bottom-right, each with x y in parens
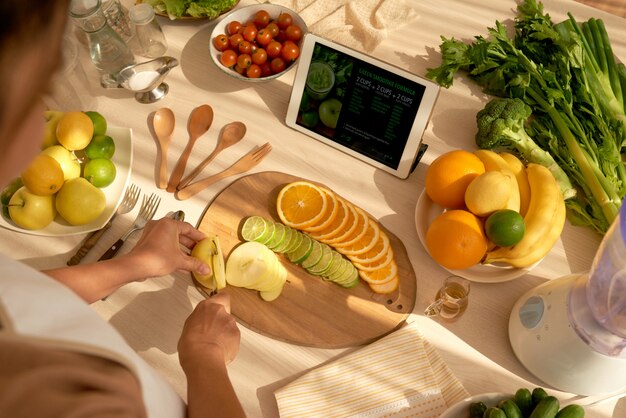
top-left (67, 219), bottom-right (114, 265)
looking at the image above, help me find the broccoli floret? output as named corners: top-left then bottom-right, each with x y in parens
top-left (476, 97), bottom-right (576, 199)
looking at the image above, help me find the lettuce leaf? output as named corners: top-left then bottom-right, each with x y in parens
top-left (144, 0), bottom-right (238, 19)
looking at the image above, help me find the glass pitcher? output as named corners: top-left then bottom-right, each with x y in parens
top-left (69, 0), bottom-right (135, 74)
top-left (568, 197), bottom-right (626, 356)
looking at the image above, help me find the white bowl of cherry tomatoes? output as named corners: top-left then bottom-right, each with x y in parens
top-left (209, 4), bottom-right (307, 81)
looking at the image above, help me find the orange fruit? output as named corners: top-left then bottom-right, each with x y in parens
top-left (425, 209), bottom-right (488, 270)
top-left (307, 197), bottom-right (349, 241)
top-left (369, 276), bottom-right (399, 294)
top-left (21, 154), bottom-right (64, 196)
top-left (304, 189), bottom-right (339, 232)
top-left (277, 181), bottom-right (328, 229)
top-left (425, 150), bottom-right (485, 209)
top-left (332, 206), bottom-right (369, 247)
top-left (336, 218), bottom-right (381, 255)
top-left (322, 201), bottom-right (359, 245)
top-left (359, 260), bottom-right (398, 284)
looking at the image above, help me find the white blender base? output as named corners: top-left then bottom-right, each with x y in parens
top-left (509, 274), bottom-right (626, 395)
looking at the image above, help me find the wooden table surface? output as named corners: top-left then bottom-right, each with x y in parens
top-left (2, 0), bottom-right (625, 416)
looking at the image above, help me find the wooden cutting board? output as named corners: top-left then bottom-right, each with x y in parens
top-left (197, 171), bottom-right (417, 348)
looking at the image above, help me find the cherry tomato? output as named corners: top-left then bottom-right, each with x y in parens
top-left (246, 64), bottom-right (262, 78)
top-left (251, 48), bottom-right (268, 65)
top-left (237, 53), bottom-right (252, 69)
top-left (256, 28), bottom-right (272, 47)
top-left (285, 24), bottom-right (303, 42)
top-left (265, 22), bottom-right (280, 38)
top-left (266, 40), bottom-right (282, 58)
top-left (281, 40), bottom-right (300, 62)
top-left (242, 24), bottom-right (258, 43)
top-left (220, 49), bottom-right (238, 67)
top-left (260, 62), bottom-right (273, 77)
top-left (227, 21), bottom-right (242, 36)
top-left (270, 57), bottom-right (286, 74)
top-left (277, 12), bottom-right (293, 30)
top-left (238, 40), bottom-right (252, 54)
top-left (229, 33), bottom-right (244, 49)
top-left (275, 29), bottom-right (288, 43)
top-left (234, 64), bottom-right (247, 75)
top-left (250, 43), bottom-right (258, 54)
top-left (253, 10), bottom-right (271, 28)
top-left (213, 34), bottom-right (229, 51)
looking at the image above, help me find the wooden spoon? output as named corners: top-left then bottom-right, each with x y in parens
top-left (152, 108), bottom-right (175, 189)
top-left (166, 104), bottom-right (214, 192)
top-left (177, 121), bottom-right (247, 190)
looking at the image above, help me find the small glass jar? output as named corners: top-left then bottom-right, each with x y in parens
top-left (129, 3), bottom-right (168, 58)
top-left (69, 0), bottom-right (135, 74)
top-left (101, 0), bottom-right (134, 42)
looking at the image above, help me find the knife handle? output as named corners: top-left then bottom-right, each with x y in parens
top-left (98, 238), bottom-right (125, 261)
top-left (67, 220), bottom-right (114, 266)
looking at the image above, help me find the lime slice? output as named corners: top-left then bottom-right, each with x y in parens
top-left (301, 240), bottom-right (323, 270)
top-left (267, 222), bottom-right (286, 250)
top-left (258, 221), bottom-right (276, 245)
top-left (327, 258), bottom-right (352, 282)
top-left (241, 216), bottom-right (268, 242)
top-left (336, 264), bottom-right (359, 287)
top-left (288, 234), bottom-right (313, 264)
top-left (322, 251), bottom-right (344, 278)
top-left (282, 227), bottom-right (302, 253)
top-left (273, 225), bottom-right (294, 253)
top-left (306, 244), bottom-right (334, 275)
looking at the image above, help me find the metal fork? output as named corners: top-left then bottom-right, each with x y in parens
top-left (98, 193), bottom-right (161, 261)
top-left (175, 142), bottom-right (272, 200)
top-left (67, 183), bottom-right (141, 265)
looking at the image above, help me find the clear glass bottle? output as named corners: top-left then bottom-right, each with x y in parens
top-left (129, 3), bottom-right (168, 58)
top-left (101, 0), bottom-right (134, 42)
top-left (69, 0), bottom-right (135, 74)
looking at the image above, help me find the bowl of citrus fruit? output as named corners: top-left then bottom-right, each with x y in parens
top-left (209, 4), bottom-right (307, 81)
top-left (415, 149), bottom-right (566, 282)
top-left (0, 110), bottom-right (132, 236)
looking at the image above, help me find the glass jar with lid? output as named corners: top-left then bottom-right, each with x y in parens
top-left (129, 3), bottom-right (168, 58)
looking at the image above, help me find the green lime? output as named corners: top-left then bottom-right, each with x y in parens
top-left (485, 209), bottom-right (525, 247)
top-left (327, 258), bottom-right (352, 282)
top-left (241, 216), bottom-right (267, 242)
top-left (273, 225), bottom-right (294, 253)
top-left (321, 251), bottom-right (343, 278)
top-left (85, 111), bottom-right (107, 136)
top-left (288, 234), bottom-right (313, 264)
top-left (301, 110), bottom-right (319, 128)
top-left (306, 244), bottom-right (334, 275)
top-left (282, 228), bottom-right (303, 253)
top-left (85, 134), bottom-right (115, 159)
top-left (258, 222), bottom-right (276, 245)
top-left (267, 222), bottom-right (286, 250)
top-left (83, 158), bottom-right (116, 188)
top-left (301, 240), bottom-right (323, 269)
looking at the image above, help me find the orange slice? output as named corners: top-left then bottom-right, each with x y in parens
top-left (349, 232), bottom-right (394, 268)
top-left (277, 181), bottom-right (328, 229)
top-left (321, 200), bottom-right (359, 245)
top-left (304, 189), bottom-right (339, 232)
top-left (331, 206), bottom-right (369, 247)
top-left (352, 247), bottom-right (394, 272)
top-left (359, 260), bottom-right (398, 284)
top-left (336, 218), bottom-right (381, 256)
top-left (369, 276), bottom-right (399, 294)
top-left (307, 197), bottom-right (349, 241)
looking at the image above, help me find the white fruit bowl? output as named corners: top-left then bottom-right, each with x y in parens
top-left (414, 190), bottom-right (538, 283)
top-left (209, 4), bottom-right (308, 82)
top-left (0, 126), bottom-right (133, 236)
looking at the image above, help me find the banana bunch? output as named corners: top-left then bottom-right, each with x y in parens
top-left (191, 236), bottom-right (227, 291)
top-left (484, 162), bottom-right (566, 268)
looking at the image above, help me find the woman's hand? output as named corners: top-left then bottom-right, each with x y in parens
top-left (178, 293), bottom-right (240, 369)
top-left (128, 217), bottom-right (211, 279)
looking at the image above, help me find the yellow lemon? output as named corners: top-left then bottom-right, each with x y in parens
top-left (56, 111), bottom-right (94, 151)
top-left (21, 154), bottom-right (64, 196)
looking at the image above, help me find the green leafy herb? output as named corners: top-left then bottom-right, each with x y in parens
top-left (143, 0), bottom-right (238, 19)
top-left (427, 0), bottom-right (626, 234)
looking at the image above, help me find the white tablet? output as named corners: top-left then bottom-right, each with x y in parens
top-left (286, 34), bottom-right (439, 179)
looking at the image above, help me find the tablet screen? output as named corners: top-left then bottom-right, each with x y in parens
top-left (287, 35), bottom-right (439, 178)
top-left (295, 41), bottom-right (426, 170)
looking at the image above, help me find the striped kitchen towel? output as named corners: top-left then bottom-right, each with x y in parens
top-left (275, 321), bottom-right (469, 418)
